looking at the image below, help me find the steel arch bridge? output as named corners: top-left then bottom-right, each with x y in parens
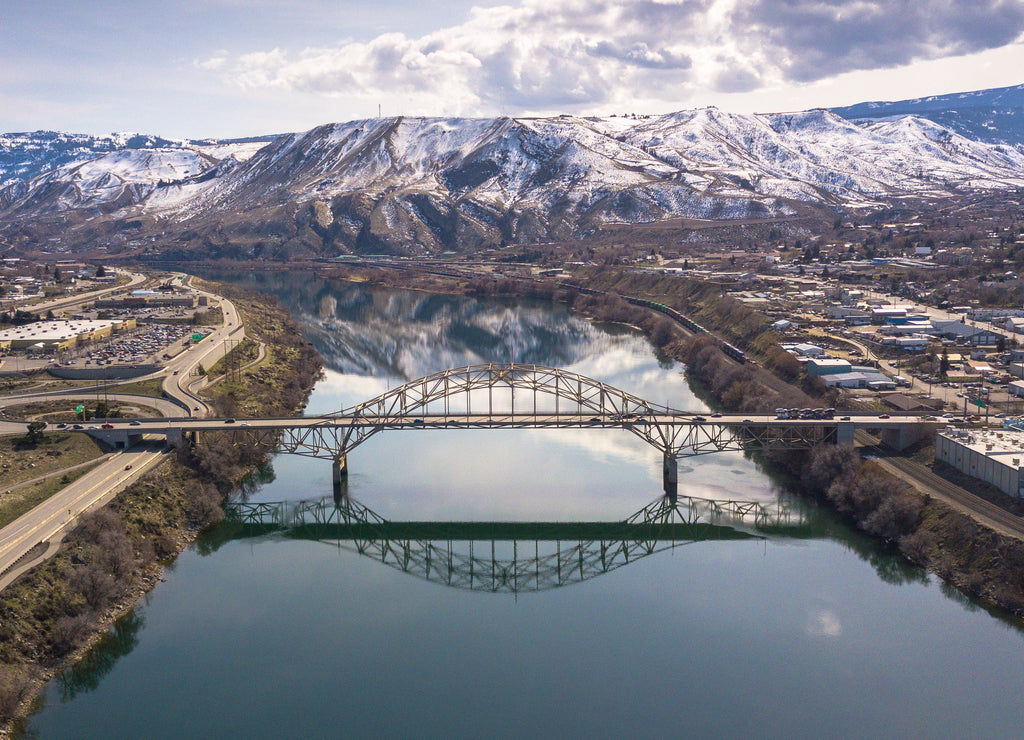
top-left (223, 495), bottom-right (810, 595)
top-left (242, 363), bottom-right (839, 499)
top-left (317, 362), bottom-right (668, 455)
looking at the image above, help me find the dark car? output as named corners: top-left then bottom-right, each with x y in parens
top-left (224, 418), bottom-right (236, 424)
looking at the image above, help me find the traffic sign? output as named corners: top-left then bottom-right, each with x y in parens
top-left (75, 405), bottom-right (84, 413)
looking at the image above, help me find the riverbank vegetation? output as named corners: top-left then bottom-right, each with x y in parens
top-left (0, 280), bottom-right (323, 733)
top-left (796, 444), bottom-right (1024, 614)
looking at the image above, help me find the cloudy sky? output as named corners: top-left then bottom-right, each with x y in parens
top-left (3, 0), bottom-right (1023, 139)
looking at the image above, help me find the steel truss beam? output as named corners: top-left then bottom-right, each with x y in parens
top-left (223, 495), bottom-right (807, 594)
top-left (214, 363), bottom-right (835, 461)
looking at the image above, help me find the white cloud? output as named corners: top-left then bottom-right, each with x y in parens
top-left (807, 608), bottom-right (843, 638)
top-left (196, 50), bottom-right (229, 71)
top-left (199, 0), bottom-right (1024, 117)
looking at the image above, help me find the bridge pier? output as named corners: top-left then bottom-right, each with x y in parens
top-left (332, 453), bottom-right (348, 501)
top-left (835, 421), bottom-right (855, 446)
top-left (663, 454), bottom-right (678, 503)
top-left (881, 424), bottom-right (927, 451)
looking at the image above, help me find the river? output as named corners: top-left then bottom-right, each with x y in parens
top-left (20, 275), bottom-right (1024, 738)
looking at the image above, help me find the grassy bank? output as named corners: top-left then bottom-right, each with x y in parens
top-left (0, 279), bottom-right (323, 733)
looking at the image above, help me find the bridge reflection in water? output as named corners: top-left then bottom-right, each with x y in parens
top-left (222, 495), bottom-right (810, 595)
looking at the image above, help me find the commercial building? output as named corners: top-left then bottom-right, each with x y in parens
top-left (931, 320), bottom-right (1002, 346)
top-left (94, 290), bottom-right (202, 310)
top-left (806, 358), bottom-right (852, 376)
top-left (936, 428), bottom-right (1024, 500)
top-left (818, 368), bottom-right (894, 389)
top-left (871, 307), bottom-right (909, 324)
top-left (0, 319), bottom-right (135, 352)
top-left (879, 335), bottom-right (931, 352)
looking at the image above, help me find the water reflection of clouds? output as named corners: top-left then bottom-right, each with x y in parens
top-left (807, 609), bottom-right (843, 638)
top-left (278, 284), bottom-right (786, 517)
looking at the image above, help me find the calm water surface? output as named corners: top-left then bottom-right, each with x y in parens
top-left (22, 275), bottom-right (1024, 738)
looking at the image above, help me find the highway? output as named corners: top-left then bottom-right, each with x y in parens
top-left (158, 282), bottom-right (244, 417)
top-left (0, 442), bottom-right (168, 589)
top-left (0, 390), bottom-right (185, 418)
top-left (11, 268), bottom-right (147, 316)
top-left (77, 411), bottom-right (951, 435)
top-left (0, 275), bottom-right (245, 589)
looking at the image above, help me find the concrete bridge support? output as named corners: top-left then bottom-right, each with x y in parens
top-left (332, 453), bottom-right (348, 502)
top-left (835, 421), bottom-right (855, 447)
top-left (881, 424), bottom-right (927, 452)
top-left (165, 429), bottom-right (197, 451)
top-left (663, 454), bottom-right (678, 503)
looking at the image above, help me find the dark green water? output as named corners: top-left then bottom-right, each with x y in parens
top-left (21, 276), bottom-right (1024, 738)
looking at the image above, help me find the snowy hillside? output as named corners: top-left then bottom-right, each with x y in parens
top-left (831, 82), bottom-right (1024, 146)
top-left (1, 104), bottom-right (1023, 256)
top-left (0, 131), bottom-right (272, 189)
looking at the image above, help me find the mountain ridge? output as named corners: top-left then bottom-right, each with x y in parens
top-left (830, 82), bottom-right (1024, 145)
top-left (1, 88), bottom-right (1023, 259)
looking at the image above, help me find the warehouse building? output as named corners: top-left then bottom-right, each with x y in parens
top-left (0, 319), bottom-right (135, 352)
top-left (935, 428), bottom-right (1024, 500)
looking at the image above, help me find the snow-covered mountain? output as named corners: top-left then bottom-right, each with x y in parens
top-left (831, 82), bottom-right (1024, 146)
top-left (1, 106), bottom-right (1023, 258)
top-left (0, 131), bottom-right (274, 189)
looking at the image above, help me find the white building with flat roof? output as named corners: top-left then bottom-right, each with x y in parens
top-left (936, 428), bottom-right (1024, 500)
top-left (0, 319), bottom-right (134, 351)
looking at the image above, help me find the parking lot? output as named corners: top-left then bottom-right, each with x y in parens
top-left (74, 324), bottom-right (213, 367)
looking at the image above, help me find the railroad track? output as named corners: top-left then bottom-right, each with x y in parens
top-left (857, 431), bottom-right (1024, 540)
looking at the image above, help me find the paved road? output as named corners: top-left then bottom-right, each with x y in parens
top-left (80, 411), bottom-right (947, 433)
top-left (0, 391), bottom-right (184, 420)
top-left (0, 274), bottom-right (244, 590)
top-left (0, 442), bottom-right (168, 589)
top-left (159, 281), bottom-right (244, 417)
top-left (12, 269), bottom-right (147, 315)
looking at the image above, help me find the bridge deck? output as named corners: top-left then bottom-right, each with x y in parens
top-left (87, 412), bottom-right (945, 433)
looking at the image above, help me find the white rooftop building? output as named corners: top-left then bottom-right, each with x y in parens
top-left (936, 428), bottom-right (1024, 500)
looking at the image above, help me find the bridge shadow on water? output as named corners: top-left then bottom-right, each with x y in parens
top-left (202, 494), bottom-right (817, 596)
